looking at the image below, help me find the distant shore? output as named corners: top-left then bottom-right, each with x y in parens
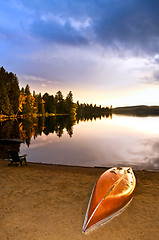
top-left (0, 160), bottom-right (158, 240)
top-left (113, 105), bottom-right (159, 116)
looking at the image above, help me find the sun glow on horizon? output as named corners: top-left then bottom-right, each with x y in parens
top-left (110, 115), bottom-right (159, 135)
top-left (71, 84), bottom-right (159, 108)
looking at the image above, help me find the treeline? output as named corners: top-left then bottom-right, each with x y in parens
top-left (20, 87), bottom-right (76, 116)
top-left (0, 66), bottom-right (76, 116)
top-left (0, 66), bottom-right (111, 118)
top-left (76, 102), bottom-right (112, 119)
top-left (0, 66), bottom-right (20, 115)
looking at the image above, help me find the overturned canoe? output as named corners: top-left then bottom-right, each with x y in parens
top-left (82, 167), bottom-right (136, 233)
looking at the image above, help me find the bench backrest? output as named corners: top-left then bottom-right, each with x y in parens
top-left (8, 151), bottom-right (20, 161)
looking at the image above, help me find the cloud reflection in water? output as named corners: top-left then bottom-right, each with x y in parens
top-left (20, 115), bottom-right (159, 170)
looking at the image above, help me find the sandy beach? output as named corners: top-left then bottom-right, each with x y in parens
top-left (0, 160), bottom-right (159, 240)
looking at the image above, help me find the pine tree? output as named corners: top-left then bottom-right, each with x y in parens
top-left (65, 91), bottom-right (76, 114)
top-left (43, 93), bottom-right (50, 113)
top-left (21, 85), bottom-right (38, 115)
top-left (0, 67), bottom-right (13, 115)
top-left (37, 93), bottom-right (45, 115)
top-left (49, 95), bottom-right (56, 113)
top-left (55, 91), bottom-right (65, 114)
top-left (22, 84), bottom-right (31, 114)
top-left (6, 72), bottom-right (20, 114)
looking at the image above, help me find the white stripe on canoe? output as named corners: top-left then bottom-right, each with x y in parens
top-left (82, 168), bottom-right (134, 232)
top-left (83, 198), bottom-right (133, 233)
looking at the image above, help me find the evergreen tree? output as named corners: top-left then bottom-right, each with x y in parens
top-left (43, 93), bottom-right (55, 113)
top-left (22, 84), bottom-right (31, 114)
top-left (65, 91), bottom-right (76, 114)
top-left (21, 87), bottom-right (25, 94)
top-left (18, 89), bottom-right (26, 114)
top-left (22, 85), bottom-right (38, 115)
top-left (55, 91), bottom-right (65, 114)
top-left (6, 72), bottom-right (20, 114)
top-left (0, 67), bottom-right (13, 115)
top-left (48, 95), bottom-right (56, 113)
top-left (25, 84), bottom-right (31, 95)
top-left (37, 93), bottom-right (45, 115)
top-left (43, 93), bottom-right (49, 113)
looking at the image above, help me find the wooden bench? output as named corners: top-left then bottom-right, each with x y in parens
top-left (8, 151), bottom-right (27, 166)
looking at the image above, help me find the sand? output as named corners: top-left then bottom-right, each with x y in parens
top-left (0, 160), bottom-right (159, 240)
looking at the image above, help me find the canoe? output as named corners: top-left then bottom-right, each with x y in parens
top-left (82, 167), bottom-right (136, 233)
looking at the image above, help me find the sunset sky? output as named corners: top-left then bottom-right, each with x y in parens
top-left (0, 0), bottom-right (159, 107)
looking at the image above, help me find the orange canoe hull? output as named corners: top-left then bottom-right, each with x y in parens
top-left (82, 167), bottom-right (136, 232)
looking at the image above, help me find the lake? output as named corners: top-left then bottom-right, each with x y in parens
top-left (0, 114), bottom-right (159, 170)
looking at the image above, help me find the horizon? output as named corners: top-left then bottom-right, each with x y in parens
top-left (1, 0), bottom-right (159, 107)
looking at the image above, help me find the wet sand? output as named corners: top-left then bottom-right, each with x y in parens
top-left (0, 160), bottom-right (159, 240)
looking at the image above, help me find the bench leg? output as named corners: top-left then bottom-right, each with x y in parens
top-left (21, 157), bottom-right (27, 166)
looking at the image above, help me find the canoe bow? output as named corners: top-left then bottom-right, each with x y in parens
top-left (82, 167), bottom-right (136, 232)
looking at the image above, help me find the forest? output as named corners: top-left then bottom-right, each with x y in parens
top-left (0, 66), bottom-right (111, 119)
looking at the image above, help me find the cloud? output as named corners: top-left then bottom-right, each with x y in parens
top-left (154, 54), bottom-right (159, 63)
top-left (1, 0), bottom-right (159, 56)
top-left (14, 0), bottom-right (159, 56)
top-left (30, 17), bottom-right (89, 46)
top-left (18, 73), bottom-right (62, 93)
top-left (19, 74), bottom-right (48, 82)
top-left (1, 0), bottom-right (159, 98)
top-left (93, 0), bottom-right (159, 56)
top-left (153, 70), bottom-right (159, 82)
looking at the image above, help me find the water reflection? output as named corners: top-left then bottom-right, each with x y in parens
top-left (0, 114), bottom-right (107, 160)
top-left (20, 115), bottom-right (77, 145)
top-left (0, 114), bottom-right (159, 170)
top-left (0, 115), bottom-right (76, 145)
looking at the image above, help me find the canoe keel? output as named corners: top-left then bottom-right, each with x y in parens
top-left (82, 167), bottom-right (136, 233)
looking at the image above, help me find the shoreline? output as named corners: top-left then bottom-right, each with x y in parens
top-left (2, 158), bottom-right (158, 172)
top-left (0, 160), bottom-right (159, 240)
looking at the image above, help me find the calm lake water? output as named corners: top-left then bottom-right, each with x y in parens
top-left (17, 114), bottom-right (159, 170)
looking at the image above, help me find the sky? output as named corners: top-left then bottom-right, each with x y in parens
top-left (0, 0), bottom-right (159, 107)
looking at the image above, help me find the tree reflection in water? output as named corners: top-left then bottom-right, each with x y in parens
top-left (18, 115), bottom-right (77, 145)
top-left (0, 114), bottom-right (111, 160)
